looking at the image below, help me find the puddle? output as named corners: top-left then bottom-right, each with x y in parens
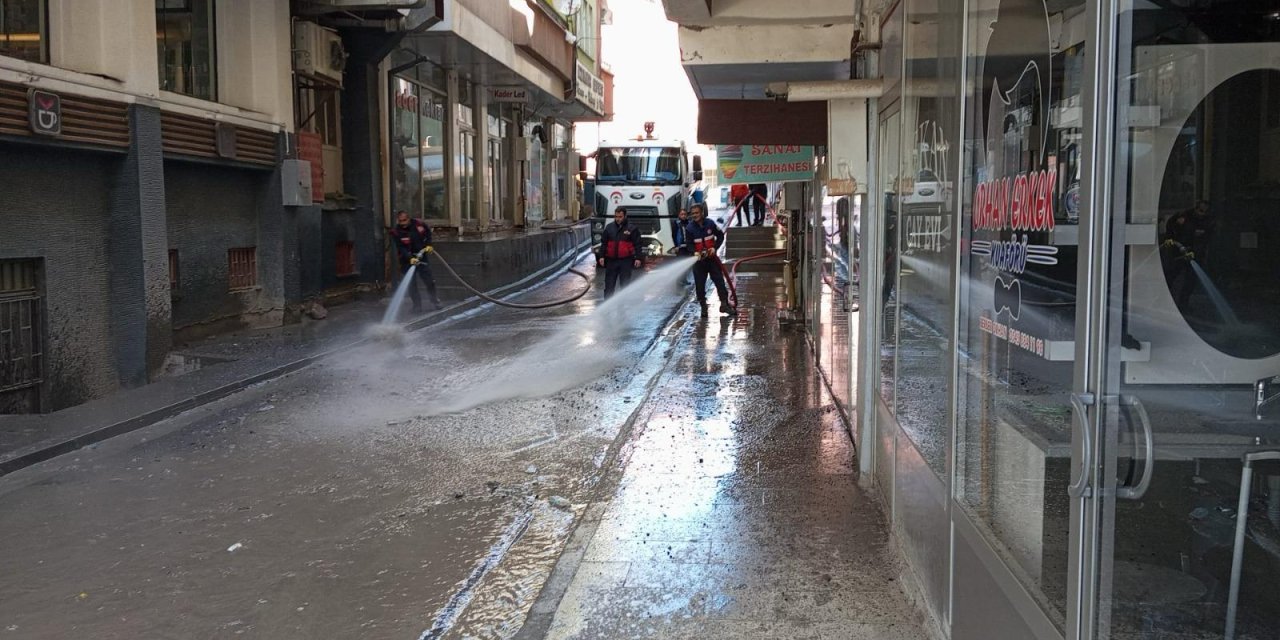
top-left (158, 352), bottom-right (238, 378)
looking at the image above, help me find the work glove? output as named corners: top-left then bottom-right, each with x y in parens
top-left (423, 245), bottom-right (434, 254)
top-left (1162, 239), bottom-right (1175, 249)
top-left (1183, 251), bottom-right (1195, 261)
top-left (410, 257), bottom-right (420, 266)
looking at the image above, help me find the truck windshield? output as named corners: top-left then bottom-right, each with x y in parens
top-left (596, 147), bottom-right (682, 185)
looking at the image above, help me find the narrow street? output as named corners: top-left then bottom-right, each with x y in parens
top-left (0, 248), bottom-right (927, 640)
top-left (0, 256), bottom-right (692, 639)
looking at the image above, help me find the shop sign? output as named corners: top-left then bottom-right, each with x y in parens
top-left (716, 144), bottom-right (816, 184)
top-left (966, 0), bottom-right (1063, 360)
top-left (394, 87), bottom-right (446, 121)
top-left (574, 61), bottom-right (604, 113)
top-left (27, 90), bottom-right (61, 137)
top-left (490, 87), bottom-right (529, 103)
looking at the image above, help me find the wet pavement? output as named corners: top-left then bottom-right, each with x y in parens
top-left (0, 256), bottom-right (687, 639)
top-left (0, 247), bottom-right (588, 474)
top-left (0, 250), bottom-right (927, 639)
top-left (519, 274), bottom-right (926, 639)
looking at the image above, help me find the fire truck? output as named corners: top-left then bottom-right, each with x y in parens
top-left (592, 123), bottom-right (703, 256)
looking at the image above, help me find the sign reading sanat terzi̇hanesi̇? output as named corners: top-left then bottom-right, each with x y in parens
top-left (716, 145), bottom-right (815, 184)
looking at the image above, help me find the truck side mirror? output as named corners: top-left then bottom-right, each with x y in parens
top-left (692, 155), bottom-right (703, 173)
top-left (578, 156), bottom-right (588, 173)
top-left (692, 171), bottom-right (703, 182)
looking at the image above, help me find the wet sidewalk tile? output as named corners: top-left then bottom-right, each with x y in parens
top-left (538, 277), bottom-right (926, 639)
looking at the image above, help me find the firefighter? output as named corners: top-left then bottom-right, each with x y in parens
top-left (685, 204), bottom-right (732, 315)
top-left (1162, 199), bottom-right (1216, 310)
top-left (597, 207), bottom-right (643, 299)
top-left (389, 210), bottom-right (442, 312)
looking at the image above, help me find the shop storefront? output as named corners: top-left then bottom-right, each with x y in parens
top-left (852, 0), bottom-right (1280, 637)
top-left (389, 57), bottom-right (448, 224)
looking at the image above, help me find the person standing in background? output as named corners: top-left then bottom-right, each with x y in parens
top-left (730, 183), bottom-right (750, 227)
top-left (748, 183), bottom-right (769, 226)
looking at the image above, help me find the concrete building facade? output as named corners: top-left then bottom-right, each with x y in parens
top-left (296, 0), bottom-right (612, 301)
top-left (0, 0), bottom-right (297, 412)
top-left (0, 0), bottom-right (612, 414)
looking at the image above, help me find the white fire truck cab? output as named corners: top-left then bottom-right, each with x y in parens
top-left (592, 128), bottom-right (703, 256)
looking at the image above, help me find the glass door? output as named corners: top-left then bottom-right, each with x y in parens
top-left (878, 108), bottom-right (902, 415)
top-left (1086, 2), bottom-right (1280, 638)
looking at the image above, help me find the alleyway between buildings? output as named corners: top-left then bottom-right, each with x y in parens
top-left (0, 249), bottom-right (927, 639)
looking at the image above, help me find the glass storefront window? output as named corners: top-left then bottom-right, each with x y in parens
top-left (390, 77), bottom-right (422, 219)
top-left (890, 0), bottom-right (963, 476)
top-left (1095, 2), bottom-right (1280, 637)
top-left (156, 0), bottom-right (216, 100)
top-left (879, 110), bottom-right (902, 410)
top-left (389, 76), bottom-right (445, 221)
top-left (954, 0), bottom-right (1087, 627)
top-left (0, 0), bottom-right (46, 63)
top-left (419, 91), bottom-right (445, 218)
top-left (487, 110), bottom-right (508, 224)
top-left (458, 128), bottom-right (475, 221)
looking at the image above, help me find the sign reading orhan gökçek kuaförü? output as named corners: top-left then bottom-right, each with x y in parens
top-left (716, 145), bottom-right (816, 184)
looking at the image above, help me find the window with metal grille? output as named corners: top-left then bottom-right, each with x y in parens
top-left (335, 241), bottom-right (356, 277)
top-left (227, 247), bottom-right (257, 290)
top-left (168, 249), bottom-right (179, 291)
top-left (0, 259), bottom-right (44, 406)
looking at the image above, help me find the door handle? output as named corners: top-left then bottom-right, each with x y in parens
top-left (1117, 394), bottom-right (1155, 500)
top-left (1069, 392), bottom-right (1095, 499)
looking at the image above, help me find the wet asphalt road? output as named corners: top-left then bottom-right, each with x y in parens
top-left (0, 256), bottom-right (691, 640)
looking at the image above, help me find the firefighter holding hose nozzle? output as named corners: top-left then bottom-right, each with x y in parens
top-left (1161, 199), bottom-right (1215, 310)
top-left (685, 204), bottom-right (733, 316)
top-left (390, 210), bottom-right (443, 312)
top-left (597, 207), bottom-right (643, 299)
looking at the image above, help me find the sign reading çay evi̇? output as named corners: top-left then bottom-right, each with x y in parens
top-left (716, 145), bottom-right (815, 184)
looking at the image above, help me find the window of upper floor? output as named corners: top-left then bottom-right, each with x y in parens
top-left (0, 0), bottom-right (48, 63)
top-left (156, 0), bottom-right (216, 100)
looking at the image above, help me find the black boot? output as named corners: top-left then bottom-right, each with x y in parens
top-left (699, 301), bottom-right (709, 316)
top-left (720, 303), bottom-right (733, 315)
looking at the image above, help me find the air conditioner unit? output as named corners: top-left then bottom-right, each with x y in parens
top-left (294, 22), bottom-right (346, 87)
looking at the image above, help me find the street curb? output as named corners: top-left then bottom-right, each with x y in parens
top-left (0, 241), bottom-right (592, 478)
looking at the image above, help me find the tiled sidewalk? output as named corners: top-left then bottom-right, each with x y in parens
top-left (531, 275), bottom-right (928, 639)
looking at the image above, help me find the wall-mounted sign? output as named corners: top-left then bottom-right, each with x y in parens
top-left (28, 90), bottom-right (61, 137)
top-left (490, 87), bottom-right (529, 103)
top-left (716, 145), bottom-right (816, 184)
top-left (215, 122), bottom-right (238, 159)
top-left (574, 61), bottom-right (604, 114)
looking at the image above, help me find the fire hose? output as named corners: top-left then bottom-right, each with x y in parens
top-left (423, 248), bottom-right (594, 310)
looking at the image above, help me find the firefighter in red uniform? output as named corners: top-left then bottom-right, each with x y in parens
top-left (596, 207), bottom-right (643, 299)
top-left (389, 210), bottom-right (442, 312)
top-left (685, 204), bottom-right (732, 315)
